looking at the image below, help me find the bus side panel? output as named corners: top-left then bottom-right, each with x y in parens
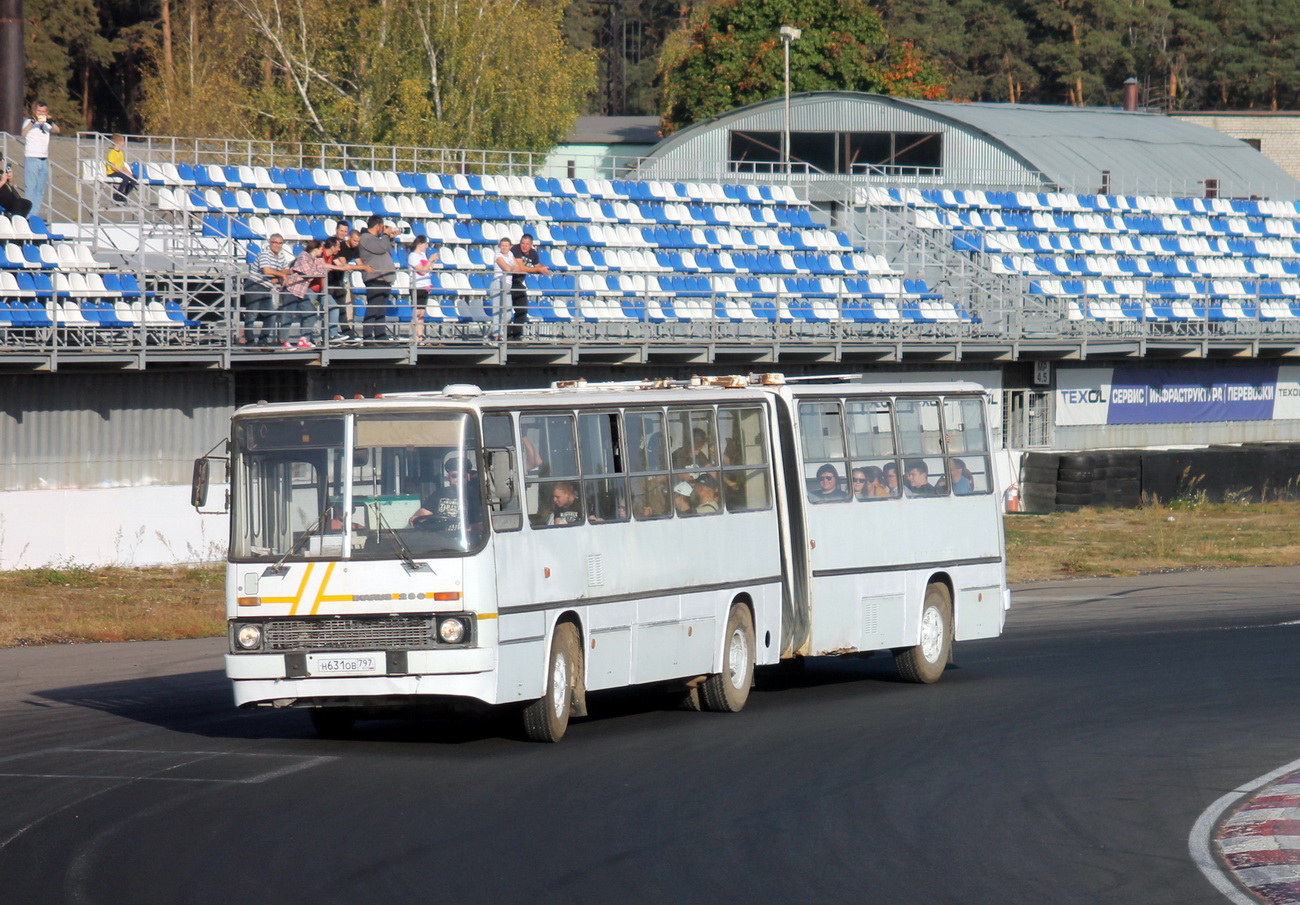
top-left (496, 610), bottom-right (547, 702)
top-left (954, 569), bottom-right (1007, 641)
top-left (803, 496), bottom-right (1002, 654)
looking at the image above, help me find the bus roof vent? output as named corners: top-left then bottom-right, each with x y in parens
top-left (757, 373), bottom-right (786, 386)
top-left (442, 384), bottom-right (482, 397)
top-left (553, 378), bottom-right (589, 390)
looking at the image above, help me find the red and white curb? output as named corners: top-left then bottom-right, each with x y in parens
top-left (1192, 758), bottom-right (1300, 903)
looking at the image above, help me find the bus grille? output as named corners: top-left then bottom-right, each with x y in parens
top-left (263, 617), bottom-right (435, 651)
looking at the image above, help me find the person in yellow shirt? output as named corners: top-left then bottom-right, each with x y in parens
top-left (105, 134), bottom-right (136, 204)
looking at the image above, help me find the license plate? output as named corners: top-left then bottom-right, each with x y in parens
top-left (307, 653), bottom-right (384, 676)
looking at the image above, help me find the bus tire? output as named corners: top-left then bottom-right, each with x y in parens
top-left (522, 622), bottom-right (581, 743)
top-left (309, 707), bottom-right (357, 739)
top-left (894, 583), bottom-right (952, 684)
top-left (701, 603), bottom-right (755, 713)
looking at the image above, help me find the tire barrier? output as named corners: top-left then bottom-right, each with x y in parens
top-left (1016, 444), bottom-right (1300, 512)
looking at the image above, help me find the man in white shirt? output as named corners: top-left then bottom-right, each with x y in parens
top-left (19, 102), bottom-right (60, 219)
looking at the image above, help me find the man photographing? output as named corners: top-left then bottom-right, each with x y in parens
top-left (20, 103), bottom-right (60, 219)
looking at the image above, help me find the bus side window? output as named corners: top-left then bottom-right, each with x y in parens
top-left (798, 400), bottom-right (849, 504)
top-left (719, 405), bottom-right (771, 512)
top-left (482, 413), bottom-right (521, 531)
top-left (626, 408), bottom-right (671, 520)
top-left (940, 397), bottom-right (992, 496)
top-left (521, 412), bottom-right (580, 528)
top-left (847, 399), bottom-right (896, 501)
top-left (896, 397), bottom-right (944, 457)
top-left (579, 411), bottom-right (628, 524)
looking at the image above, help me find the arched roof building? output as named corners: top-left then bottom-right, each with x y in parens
top-left (639, 92), bottom-right (1300, 200)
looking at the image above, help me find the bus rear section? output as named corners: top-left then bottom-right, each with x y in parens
top-left (785, 385), bottom-right (1009, 681)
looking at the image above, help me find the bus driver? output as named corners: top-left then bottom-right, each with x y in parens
top-left (410, 457), bottom-right (483, 530)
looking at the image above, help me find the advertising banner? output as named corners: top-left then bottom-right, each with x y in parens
top-left (1057, 365), bottom-right (1280, 425)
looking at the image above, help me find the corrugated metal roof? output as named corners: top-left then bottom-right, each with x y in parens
top-left (904, 96), bottom-right (1298, 196)
top-left (644, 92), bottom-right (1300, 198)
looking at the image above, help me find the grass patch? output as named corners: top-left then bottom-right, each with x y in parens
top-left (0, 565), bottom-right (224, 647)
top-left (1004, 499), bottom-right (1300, 583)
top-left (5, 499), bottom-right (1300, 648)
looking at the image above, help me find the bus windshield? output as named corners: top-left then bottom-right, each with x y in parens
top-left (231, 411), bottom-right (483, 561)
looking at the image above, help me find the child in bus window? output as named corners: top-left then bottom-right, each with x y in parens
top-left (549, 481), bottom-right (582, 526)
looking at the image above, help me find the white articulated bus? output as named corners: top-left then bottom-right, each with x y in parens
top-left (194, 374), bottom-right (1008, 741)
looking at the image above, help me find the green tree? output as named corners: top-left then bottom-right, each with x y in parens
top-left (137, 0), bottom-right (597, 152)
top-left (24, 0), bottom-right (118, 130)
top-left (656, 0), bottom-right (948, 135)
top-left (879, 0), bottom-right (1038, 102)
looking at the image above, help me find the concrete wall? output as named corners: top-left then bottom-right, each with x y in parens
top-left (1172, 113), bottom-right (1300, 184)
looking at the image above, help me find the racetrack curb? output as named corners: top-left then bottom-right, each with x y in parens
top-left (1214, 769), bottom-right (1300, 903)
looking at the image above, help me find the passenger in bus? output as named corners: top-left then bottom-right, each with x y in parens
top-left (672, 480), bottom-right (695, 514)
top-left (409, 457), bottom-right (483, 529)
top-left (692, 474), bottom-right (722, 514)
top-left (852, 466), bottom-right (886, 500)
top-left (902, 459), bottom-right (937, 497)
top-left (673, 428), bottom-right (714, 470)
top-left (548, 481), bottom-right (583, 526)
top-left (935, 458), bottom-right (974, 495)
top-left (809, 463), bottom-right (850, 503)
top-left (631, 475), bottom-right (671, 518)
top-left (882, 461), bottom-right (900, 496)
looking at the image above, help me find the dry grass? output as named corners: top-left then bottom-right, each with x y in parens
top-left (0, 564), bottom-right (225, 647)
top-left (1004, 499), bottom-right (1300, 583)
top-left (5, 500), bottom-right (1300, 648)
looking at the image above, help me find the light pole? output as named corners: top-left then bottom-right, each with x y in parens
top-left (779, 25), bottom-right (801, 177)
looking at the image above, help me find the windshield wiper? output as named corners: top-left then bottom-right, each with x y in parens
top-left (370, 503), bottom-right (430, 574)
top-left (264, 506), bottom-right (332, 576)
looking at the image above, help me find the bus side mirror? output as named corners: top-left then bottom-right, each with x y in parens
top-left (191, 456), bottom-right (229, 513)
top-left (191, 458), bottom-right (210, 508)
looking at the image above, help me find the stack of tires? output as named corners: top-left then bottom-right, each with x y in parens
top-left (1018, 452), bottom-right (1061, 513)
top-left (1017, 451), bottom-right (1143, 512)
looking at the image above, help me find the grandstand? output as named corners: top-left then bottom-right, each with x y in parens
top-left (6, 93), bottom-right (1300, 568)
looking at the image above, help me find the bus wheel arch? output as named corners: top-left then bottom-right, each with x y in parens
top-left (701, 597), bottom-right (755, 713)
top-left (893, 577), bottom-right (953, 684)
top-left (521, 614), bottom-right (586, 743)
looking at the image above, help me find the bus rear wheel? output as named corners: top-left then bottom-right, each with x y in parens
top-left (894, 583), bottom-right (952, 684)
top-left (522, 622), bottom-right (581, 742)
top-left (701, 603), bottom-right (755, 712)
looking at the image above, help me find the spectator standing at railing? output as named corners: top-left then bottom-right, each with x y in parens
top-left (242, 234), bottom-right (293, 346)
top-left (407, 234), bottom-right (438, 343)
top-left (492, 236), bottom-right (519, 343)
top-left (508, 233), bottom-right (549, 341)
top-left (20, 102), bottom-right (60, 219)
top-left (104, 134), bottom-right (137, 204)
top-left (280, 239), bottom-right (327, 349)
top-left (331, 226), bottom-right (367, 338)
top-left (358, 215), bottom-right (399, 342)
top-left (321, 236), bottom-right (360, 343)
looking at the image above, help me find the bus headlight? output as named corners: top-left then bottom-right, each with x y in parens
top-left (438, 617), bottom-right (467, 644)
top-left (234, 623), bottom-right (263, 651)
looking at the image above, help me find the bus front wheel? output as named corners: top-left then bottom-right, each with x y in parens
top-left (522, 622), bottom-right (582, 742)
top-left (894, 583), bottom-right (952, 684)
top-left (701, 603), bottom-right (755, 712)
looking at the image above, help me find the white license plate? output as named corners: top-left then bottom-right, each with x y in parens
top-left (307, 653), bottom-right (384, 676)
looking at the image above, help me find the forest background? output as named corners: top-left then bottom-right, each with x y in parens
top-left (20, 0), bottom-right (1300, 153)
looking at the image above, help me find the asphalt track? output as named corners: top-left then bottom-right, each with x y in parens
top-left (3, 566), bottom-right (1300, 905)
